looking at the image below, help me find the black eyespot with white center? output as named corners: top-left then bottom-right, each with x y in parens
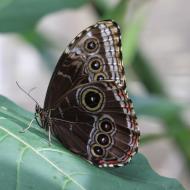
top-left (85, 91), bottom-right (100, 108)
top-left (79, 87), bottom-right (105, 112)
top-left (84, 38), bottom-right (99, 53)
top-left (94, 73), bottom-right (107, 81)
top-left (91, 144), bottom-right (105, 157)
top-left (91, 60), bottom-right (100, 70)
top-left (87, 41), bottom-right (96, 50)
top-left (96, 133), bottom-right (111, 147)
top-left (99, 118), bottom-right (115, 133)
top-left (88, 57), bottom-right (103, 73)
top-left (97, 75), bottom-right (105, 81)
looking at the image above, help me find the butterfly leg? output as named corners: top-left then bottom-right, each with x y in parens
top-left (47, 112), bottom-right (52, 146)
top-left (48, 125), bottom-right (52, 146)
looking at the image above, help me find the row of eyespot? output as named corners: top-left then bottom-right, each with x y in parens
top-left (84, 37), bottom-right (108, 81)
top-left (87, 56), bottom-right (107, 81)
top-left (90, 118), bottom-right (116, 157)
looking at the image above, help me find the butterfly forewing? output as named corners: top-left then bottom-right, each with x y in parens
top-left (39, 20), bottom-right (140, 167)
top-left (44, 20), bottom-right (126, 109)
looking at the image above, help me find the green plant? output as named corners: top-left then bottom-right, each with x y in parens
top-left (0, 0), bottom-right (189, 189)
top-left (0, 96), bottom-right (185, 189)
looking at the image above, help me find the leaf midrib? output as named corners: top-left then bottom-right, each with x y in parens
top-left (0, 125), bottom-right (172, 189)
top-left (0, 126), bottom-right (87, 190)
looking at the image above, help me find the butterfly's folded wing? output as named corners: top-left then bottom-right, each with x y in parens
top-left (50, 81), bottom-right (139, 167)
top-left (41, 20), bottom-right (140, 167)
top-left (44, 20), bottom-right (126, 109)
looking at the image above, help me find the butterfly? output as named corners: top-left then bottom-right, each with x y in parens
top-left (35, 20), bottom-right (140, 167)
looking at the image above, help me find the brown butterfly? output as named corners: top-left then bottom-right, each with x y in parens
top-left (35, 20), bottom-right (140, 167)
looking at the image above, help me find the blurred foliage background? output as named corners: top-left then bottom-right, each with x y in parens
top-left (0, 0), bottom-right (189, 189)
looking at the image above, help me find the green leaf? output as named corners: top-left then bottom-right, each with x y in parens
top-left (0, 95), bottom-right (185, 190)
top-left (0, 0), bottom-right (14, 11)
top-left (0, 0), bottom-right (89, 33)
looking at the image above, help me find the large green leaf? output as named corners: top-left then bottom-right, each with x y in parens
top-left (0, 0), bottom-right (89, 33)
top-left (0, 95), bottom-right (185, 190)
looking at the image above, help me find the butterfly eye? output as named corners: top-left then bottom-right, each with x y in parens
top-left (96, 133), bottom-right (111, 147)
top-left (84, 38), bottom-right (99, 53)
top-left (80, 87), bottom-right (105, 112)
top-left (99, 119), bottom-right (114, 133)
top-left (94, 73), bottom-right (107, 81)
top-left (91, 144), bottom-right (105, 157)
top-left (88, 57), bottom-right (103, 73)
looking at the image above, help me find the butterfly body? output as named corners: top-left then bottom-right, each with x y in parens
top-left (36, 20), bottom-right (140, 167)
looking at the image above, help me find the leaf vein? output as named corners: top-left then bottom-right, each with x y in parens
top-left (0, 126), bottom-right (86, 190)
top-left (16, 146), bottom-right (28, 190)
top-left (38, 148), bottom-right (76, 158)
top-left (0, 133), bottom-right (9, 142)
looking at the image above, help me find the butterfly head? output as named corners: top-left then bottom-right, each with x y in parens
top-left (35, 104), bottom-right (47, 128)
top-left (35, 104), bottom-right (43, 114)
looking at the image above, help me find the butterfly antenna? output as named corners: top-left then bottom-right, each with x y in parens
top-left (28, 87), bottom-right (37, 94)
top-left (16, 81), bottom-right (40, 105)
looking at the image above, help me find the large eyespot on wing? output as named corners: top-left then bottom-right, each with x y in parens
top-left (83, 37), bottom-right (100, 53)
top-left (77, 86), bottom-right (105, 113)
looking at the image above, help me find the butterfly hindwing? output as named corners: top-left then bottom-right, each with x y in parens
top-left (49, 81), bottom-right (139, 167)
